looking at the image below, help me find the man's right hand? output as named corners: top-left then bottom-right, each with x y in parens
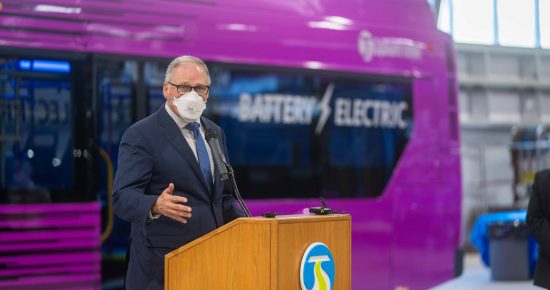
top-left (151, 183), bottom-right (192, 224)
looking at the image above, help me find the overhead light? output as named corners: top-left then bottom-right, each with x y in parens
top-left (32, 60), bottom-right (71, 72)
top-left (18, 60), bottom-right (31, 70)
top-left (18, 59), bottom-right (71, 73)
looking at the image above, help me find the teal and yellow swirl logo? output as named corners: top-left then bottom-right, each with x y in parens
top-left (300, 242), bottom-right (335, 290)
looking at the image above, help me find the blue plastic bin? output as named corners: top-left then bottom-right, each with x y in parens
top-left (470, 210), bottom-right (538, 280)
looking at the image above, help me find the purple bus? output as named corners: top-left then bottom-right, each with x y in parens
top-left (0, 0), bottom-right (461, 289)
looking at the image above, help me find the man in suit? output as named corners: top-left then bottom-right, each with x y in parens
top-left (527, 169), bottom-right (550, 289)
top-left (113, 55), bottom-right (244, 290)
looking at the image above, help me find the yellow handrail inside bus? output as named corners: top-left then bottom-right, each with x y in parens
top-left (99, 148), bottom-right (114, 243)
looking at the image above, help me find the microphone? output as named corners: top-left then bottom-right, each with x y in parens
top-left (205, 129), bottom-right (251, 217)
top-left (308, 196), bottom-right (333, 215)
top-left (205, 129), bottom-right (229, 181)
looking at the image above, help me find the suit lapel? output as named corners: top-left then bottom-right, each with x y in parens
top-left (157, 106), bottom-right (211, 195)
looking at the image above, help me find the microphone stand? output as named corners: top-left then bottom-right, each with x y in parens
top-left (205, 128), bottom-right (251, 217)
top-left (222, 163), bottom-right (252, 217)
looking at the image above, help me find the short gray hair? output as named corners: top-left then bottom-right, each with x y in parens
top-left (164, 55), bottom-right (211, 85)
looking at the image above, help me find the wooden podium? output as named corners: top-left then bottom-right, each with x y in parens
top-left (164, 214), bottom-right (351, 290)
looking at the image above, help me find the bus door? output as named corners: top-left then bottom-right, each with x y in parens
top-left (0, 56), bottom-right (95, 203)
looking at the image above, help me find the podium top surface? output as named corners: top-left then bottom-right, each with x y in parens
top-left (248, 213), bottom-right (350, 223)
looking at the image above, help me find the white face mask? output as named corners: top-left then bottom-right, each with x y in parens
top-left (173, 91), bottom-right (206, 121)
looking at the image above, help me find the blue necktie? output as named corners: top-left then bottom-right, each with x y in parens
top-left (186, 122), bottom-right (213, 192)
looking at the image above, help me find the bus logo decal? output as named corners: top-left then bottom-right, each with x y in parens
top-left (300, 242), bottom-right (335, 290)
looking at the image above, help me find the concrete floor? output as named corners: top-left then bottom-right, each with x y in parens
top-left (430, 253), bottom-right (542, 290)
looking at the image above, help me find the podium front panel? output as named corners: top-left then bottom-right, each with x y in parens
top-left (276, 215), bottom-right (351, 289)
top-left (165, 222), bottom-right (272, 289)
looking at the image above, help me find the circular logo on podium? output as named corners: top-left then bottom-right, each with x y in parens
top-left (300, 242), bottom-right (335, 290)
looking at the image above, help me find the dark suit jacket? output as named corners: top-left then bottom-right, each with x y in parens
top-left (527, 169), bottom-right (550, 289)
top-left (113, 106), bottom-right (243, 290)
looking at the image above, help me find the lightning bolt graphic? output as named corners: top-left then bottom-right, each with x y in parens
top-left (315, 82), bottom-right (334, 135)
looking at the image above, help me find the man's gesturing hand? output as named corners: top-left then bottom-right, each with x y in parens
top-left (151, 183), bottom-right (192, 224)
